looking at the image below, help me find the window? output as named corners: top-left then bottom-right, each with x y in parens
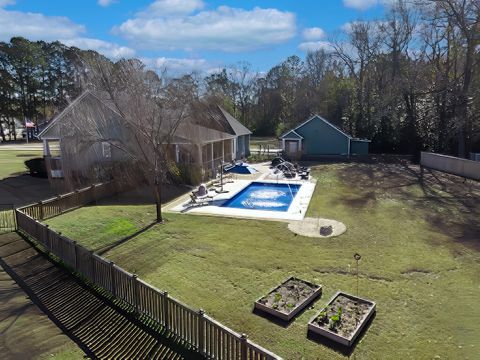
top-left (102, 142), bottom-right (111, 159)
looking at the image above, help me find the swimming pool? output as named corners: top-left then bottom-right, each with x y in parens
top-left (222, 182), bottom-right (301, 212)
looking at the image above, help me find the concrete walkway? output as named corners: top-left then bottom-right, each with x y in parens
top-left (0, 232), bottom-right (202, 360)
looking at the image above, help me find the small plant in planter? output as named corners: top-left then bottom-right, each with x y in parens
top-left (255, 277), bottom-right (322, 322)
top-left (308, 292), bottom-right (376, 347)
top-left (317, 310), bottom-right (328, 325)
top-left (328, 306), bottom-right (342, 332)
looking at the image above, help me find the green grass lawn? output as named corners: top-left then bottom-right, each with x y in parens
top-left (0, 150), bottom-right (42, 179)
top-left (250, 136), bottom-right (279, 149)
top-left (46, 162), bottom-right (480, 359)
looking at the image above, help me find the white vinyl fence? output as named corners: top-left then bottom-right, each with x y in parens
top-left (420, 152), bottom-right (480, 180)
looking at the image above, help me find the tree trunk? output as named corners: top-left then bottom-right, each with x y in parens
top-left (153, 180), bottom-right (163, 223)
top-left (457, 40), bottom-right (475, 158)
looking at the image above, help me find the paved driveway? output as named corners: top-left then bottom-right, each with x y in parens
top-left (0, 175), bottom-right (57, 207)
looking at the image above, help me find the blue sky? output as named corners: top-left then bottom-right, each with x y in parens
top-left (0, 0), bottom-right (389, 74)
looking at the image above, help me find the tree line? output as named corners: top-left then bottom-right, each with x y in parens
top-left (0, 37), bottom-right (108, 141)
top-left (1, 0), bottom-right (479, 158)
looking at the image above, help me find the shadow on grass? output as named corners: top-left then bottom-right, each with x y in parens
top-left (332, 161), bottom-right (480, 252)
top-left (0, 232), bottom-right (202, 360)
top-left (90, 184), bottom-right (191, 207)
top-left (252, 307), bottom-right (292, 328)
top-left (307, 311), bottom-right (376, 357)
top-left (252, 293), bottom-right (323, 329)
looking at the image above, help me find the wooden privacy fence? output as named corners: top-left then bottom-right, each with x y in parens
top-left (0, 204), bottom-right (16, 234)
top-left (15, 202), bottom-right (281, 360)
top-left (19, 182), bottom-right (120, 220)
top-left (421, 152), bottom-right (480, 181)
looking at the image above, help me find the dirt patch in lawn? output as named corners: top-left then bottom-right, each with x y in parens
top-left (288, 217), bottom-right (346, 238)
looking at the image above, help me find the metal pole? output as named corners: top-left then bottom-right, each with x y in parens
top-left (354, 253), bottom-right (361, 325)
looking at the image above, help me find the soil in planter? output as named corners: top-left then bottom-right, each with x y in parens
top-left (313, 295), bottom-right (372, 339)
top-left (258, 278), bottom-right (318, 314)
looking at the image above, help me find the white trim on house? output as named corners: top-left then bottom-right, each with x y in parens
top-left (280, 129), bottom-right (304, 140)
top-left (289, 114), bottom-right (352, 140)
top-left (351, 139), bottom-right (372, 142)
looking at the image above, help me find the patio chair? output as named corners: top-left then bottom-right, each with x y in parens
top-left (271, 157), bottom-right (286, 167)
top-left (283, 170), bottom-right (297, 179)
top-left (192, 184), bottom-right (213, 200)
top-left (299, 172), bottom-right (309, 180)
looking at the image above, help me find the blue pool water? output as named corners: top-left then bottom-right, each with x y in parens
top-left (222, 182), bottom-right (301, 212)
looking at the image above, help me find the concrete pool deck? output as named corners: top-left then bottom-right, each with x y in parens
top-left (164, 163), bottom-right (317, 222)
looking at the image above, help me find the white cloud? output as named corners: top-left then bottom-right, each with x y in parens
top-left (98, 0), bottom-right (116, 7)
top-left (0, 0), bottom-right (15, 7)
top-left (62, 37), bottom-right (135, 59)
top-left (343, 0), bottom-right (397, 11)
top-left (142, 56), bottom-right (218, 75)
top-left (143, 0), bottom-right (204, 16)
top-left (298, 41), bottom-right (332, 52)
top-left (155, 57), bottom-right (212, 73)
top-left (343, 0), bottom-right (379, 10)
top-left (114, 6), bottom-right (296, 52)
top-left (0, 8), bottom-right (85, 41)
top-left (302, 27), bottom-right (325, 41)
top-left (0, 7), bottom-right (133, 60)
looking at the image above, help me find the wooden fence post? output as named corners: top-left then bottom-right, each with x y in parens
top-left (12, 205), bottom-right (17, 230)
top-left (44, 224), bottom-right (50, 252)
top-left (198, 309), bottom-right (205, 356)
top-left (241, 333), bottom-right (248, 360)
top-left (89, 250), bottom-right (95, 281)
top-left (91, 184), bottom-right (96, 205)
top-left (132, 274), bottom-right (139, 313)
top-left (35, 220), bottom-right (40, 241)
top-left (57, 195), bottom-right (62, 213)
top-left (72, 241), bottom-right (78, 271)
top-left (163, 291), bottom-right (169, 331)
top-left (39, 201), bottom-right (44, 220)
top-left (110, 261), bottom-right (116, 297)
top-left (75, 189), bottom-right (79, 207)
top-left (57, 231), bottom-right (62, 257)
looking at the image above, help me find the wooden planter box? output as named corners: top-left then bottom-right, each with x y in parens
top-left (308, 291), bottom-right (376, 347)
top-left (254, 277), bottom-right (322, 322)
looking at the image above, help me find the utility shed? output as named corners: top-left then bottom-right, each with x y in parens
top-left (280, 115), bottom-right (370, 157)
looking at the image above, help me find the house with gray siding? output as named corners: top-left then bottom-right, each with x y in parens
top-left (38, 91), bottom-right (251, 185)
top-left (280, 115), bottom-right (370, 158)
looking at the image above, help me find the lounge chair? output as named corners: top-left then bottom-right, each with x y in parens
top-left (271, 157), bottom-right (286, 167)
top-left (183, 194), bottom-right (210, 209)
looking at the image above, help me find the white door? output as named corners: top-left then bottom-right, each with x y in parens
top-left (288, 141), bottom-right (298, 154)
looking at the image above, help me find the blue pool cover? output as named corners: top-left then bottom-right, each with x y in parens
top-left (222, 182), bottom-right (301, 212)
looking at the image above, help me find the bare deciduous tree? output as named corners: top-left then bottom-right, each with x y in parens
top-left (63, 58), bottom-right (197, 223)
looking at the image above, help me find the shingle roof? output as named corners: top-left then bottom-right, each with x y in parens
top-left (38, 90), bottom-right (244, 144)
top-left (218, 107), bottom-right (252, 136)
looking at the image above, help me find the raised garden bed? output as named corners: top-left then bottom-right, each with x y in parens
top-left (308, 291), bottom-right (376, 347)
top-left (254, 277), bottom-right (322, 322)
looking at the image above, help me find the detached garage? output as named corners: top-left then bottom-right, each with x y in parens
top-left (280, 115), bottom-right (370, 158)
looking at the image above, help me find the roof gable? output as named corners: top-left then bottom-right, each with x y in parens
top-left (218, 107), bottom-right (252, 136)
top-left (294, 115), bottom-right (352, 139)
top-left (39, 90), bottom-right (122, 139)
top-left (280, 129), bottom-right (303, 139)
